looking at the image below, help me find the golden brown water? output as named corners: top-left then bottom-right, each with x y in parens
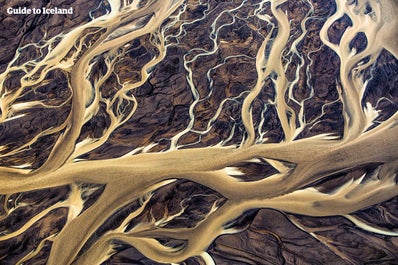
top-left (0, 0), bottom-right (397, 264)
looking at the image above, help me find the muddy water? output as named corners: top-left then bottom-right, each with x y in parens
top-left (0, 0), bottom-right (397, 264)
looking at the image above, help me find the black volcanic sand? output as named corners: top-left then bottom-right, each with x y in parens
top-left (1, 0), bottom-right (398, 264)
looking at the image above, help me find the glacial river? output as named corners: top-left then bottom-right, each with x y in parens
top-left (0, 0), bottom-right (397, 264)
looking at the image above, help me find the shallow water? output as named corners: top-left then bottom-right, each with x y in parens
top-left (0, 0), bottom-right (397, 264)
